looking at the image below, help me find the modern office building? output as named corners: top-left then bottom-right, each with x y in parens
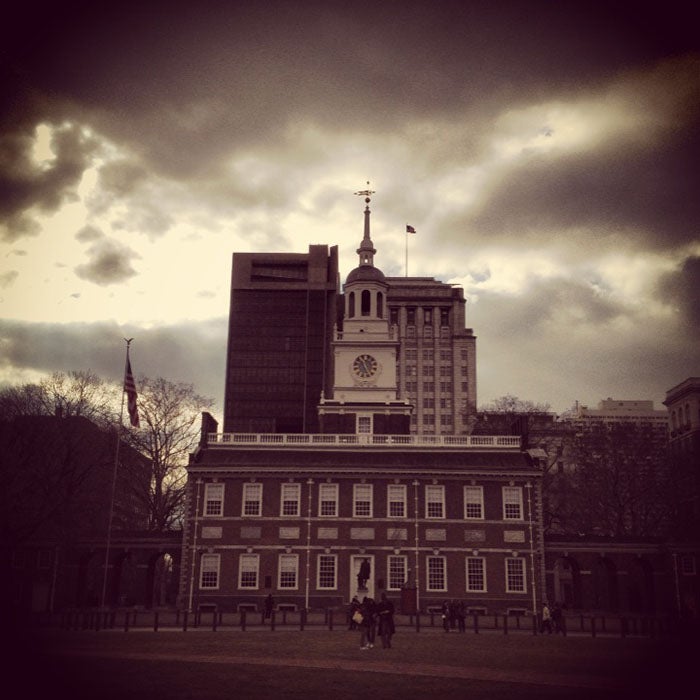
top-left (223, 245), bottom-right (339, 434)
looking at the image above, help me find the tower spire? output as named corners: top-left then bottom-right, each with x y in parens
top-left (354, 182), bottom-right (376, 267)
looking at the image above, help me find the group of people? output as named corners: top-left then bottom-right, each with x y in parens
top-left (349, 593), bottom-right (395, 649)
top-left (540, 601), bottom-right (567, 635)
top-left (440, 599), bottom-right (467, 632)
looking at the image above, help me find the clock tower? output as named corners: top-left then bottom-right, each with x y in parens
top-left (318, 189), bottom-right (412, 435)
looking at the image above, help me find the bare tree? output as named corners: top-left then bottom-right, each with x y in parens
top-left (121, 377), bottom-right (214, 532)
top-left (566, 422), bottom-right (673, 538)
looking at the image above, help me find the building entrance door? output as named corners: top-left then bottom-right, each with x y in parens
top-left (350, 555), bottom-right (375, 601)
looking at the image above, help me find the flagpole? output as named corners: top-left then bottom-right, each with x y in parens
top-left (405, 227), bottom-right (408, 277)
top-left (100, 338), bottom-right (131, 610)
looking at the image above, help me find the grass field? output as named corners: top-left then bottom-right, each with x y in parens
top-left (20, 627), bottom-right (691, 700)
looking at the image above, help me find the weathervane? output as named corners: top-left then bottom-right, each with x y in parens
top-left (354, 181), bottom-right (375, 204)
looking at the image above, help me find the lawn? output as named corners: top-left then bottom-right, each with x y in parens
top-left (19, 627), bottom-right (691, 700)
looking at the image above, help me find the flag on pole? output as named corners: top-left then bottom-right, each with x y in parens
top-left (124, 354), bottom-right (140, 428)
top-left (406, 224), bottom-right (416, 234)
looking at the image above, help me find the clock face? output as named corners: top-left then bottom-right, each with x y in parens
top-left (352, 354), bottom-right (378, 379)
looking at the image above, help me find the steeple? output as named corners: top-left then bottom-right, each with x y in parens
top-left (354, 183), bottom-right (376, 268)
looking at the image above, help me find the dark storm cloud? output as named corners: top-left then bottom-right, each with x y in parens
top-left (658, 256), bottom-right (700, 337)
top-left (3, 2), bottom-right (697, 182)
top-left (0, 123), bottom-right (99, 241)
top-left (469, 119), bottom-right (700, 250)
top-left (74, 235), bottom-right (140, 286)
top-left (0, 317), bottom-right (227, 411)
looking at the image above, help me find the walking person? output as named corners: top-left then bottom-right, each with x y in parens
top-left (441, 600), bottom-right (451, 632)
top-left (264, 594), bottom-right (274, 622)
top-left (358, 596), bottom-right (373, 649)
top-left (376, 592), bottom-right (395, 648)
top-left (455, 600), bottom-right (466, 633)
top-left (540, 601), bottom-right (553, 634)
top-left (552, 602), bottom-right (566, 635)
top-left (348, 596), bottom-right (361, 630)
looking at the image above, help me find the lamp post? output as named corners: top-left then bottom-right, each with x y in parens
top-left (187, 478), bottom-right (203, 613)
top-left (305, 478), bottom-right (314, 611)
top-left (413, 479), bottom-right (420, 612)
top-left (525, 481), bottom-right (537, 617)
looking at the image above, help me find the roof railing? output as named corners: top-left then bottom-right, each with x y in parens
top-left (206, 433), bottom-right (521, 449)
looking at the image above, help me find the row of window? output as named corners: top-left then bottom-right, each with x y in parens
top-left (204, 483), bottom-right (526, 521)
top-left (404, 381), bottom-right (468, 394)
top-left (199, 553), bottom-right (527, 594)
top-left (403, 365), bottom-right (469, 377)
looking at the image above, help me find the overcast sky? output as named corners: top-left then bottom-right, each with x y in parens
top-left (1, 1), bottom-right (698, 421)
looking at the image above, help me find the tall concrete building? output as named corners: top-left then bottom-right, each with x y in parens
top-left (223, 245), bottom-right (339, 434)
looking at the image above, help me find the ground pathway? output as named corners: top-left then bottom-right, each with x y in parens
top-left (51, 646), bottom-right (623, 692)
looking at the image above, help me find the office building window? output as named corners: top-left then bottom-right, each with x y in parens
top-left (422, 364), bottom-right (434, 377)
top-left (199, 553), bottom-right (220, 589)
top-left (280, 483), bottom-right (301, 517)
top-left (423, 382), bottom-right (435, 393)
top-left (425, 484), bottom-right (445, 519)
top-left (242, 483), bottom-right (263, 516)
top-left (440, 349), bottom-right (452, 361)
top-left (423, 309), bottom-right (432, 325)
top-left (464, 486), bottom-right (484, 519)
top-left (405, 348), bottom-right (417, 360)
top-left (319, 483), bottom-right (338, 517)
top-left (407, 308), bottom-right (416, 325)
top-left (239, 553), bottom-right (259, 589)
top-left (426, 556), bottom-right (447, 591)
top-left (502, 486), bottom-right (523, 521)
top-left (466, 557), bottom-right (486, 592)
top-left (204, 483), bottom-right (224, 516)
top-left (353, 484), bottom-right (373, 517)
top-left (388, 555), bottom-right (408, 590)
top-left (387, 484), bottom-right (407, 518)
top-left (441, 309), bottom-right (450, 326)
top-left (317, 554), bottom-right (337, 589)
top-left (278, 554), bottom-right (299, 589)
top-left (423, 349), bottom-right (434, 361)
top-left (423, 398), bottom-right (435, 409)
top-left (506, 557), bottom-right (526, 593)
top-left (441, 382), bottom-right (453, 393)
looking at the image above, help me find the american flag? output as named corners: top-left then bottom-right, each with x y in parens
top-left (406, 224), bottom-right (416, 234)
top-left (124, 354), bottom-right (140, 428)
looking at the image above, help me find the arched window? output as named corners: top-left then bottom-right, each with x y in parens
top-left (348, 292), bottom-right (355, 318)
top-left (361, 290), bottom-right (371, 316)
top-left (377, 292), bottom-right (383, 318)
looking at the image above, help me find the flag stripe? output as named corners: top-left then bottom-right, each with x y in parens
top-left (124, 356), bottom-right (140, 428)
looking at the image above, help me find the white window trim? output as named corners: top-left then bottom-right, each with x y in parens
top-left (242, 482), bottom-right (263, 517)
top-left (278, 553), bottom-right (299, 590)
top-left (238, 553), bottom-right (260, 590)
top-left (505, 556), bottom-right (527, 593)
top-left (426, 555), bottom-right (447, 592)
top-left (502, 486), bottom-right (524, 521)
top-left (199, 553), bottom-right (220, 590)
top-left (318, 483), bottom-right (339, 517)
top-left (317, 554), bottom-right (338, 590)
top-left (280, 483), bottom-right (301, 517)
top-left (353, 483), bottom-right (373, 518)
top-left (425, 484), bottom-right (445, 519)
top-left (387, 484), bottom-right (407, 518)
top-left (466, 556), bottom-right (486, 592)
top-left (204, 482), bottom-right (224, 517)
top-left (387, 555), bottom-right (408, 591)
top-left (464, 485), bottom-right (484, 520)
